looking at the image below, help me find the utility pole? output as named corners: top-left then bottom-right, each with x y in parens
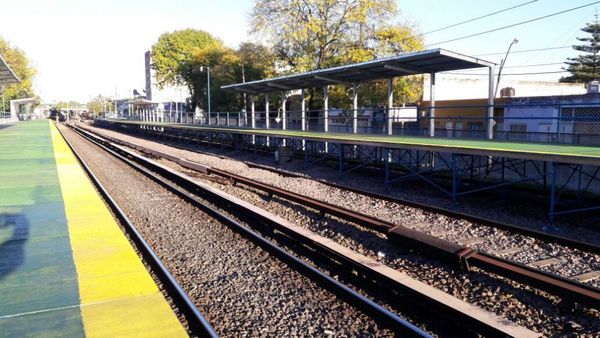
top-left (495, 38), bottom-right (518, 98)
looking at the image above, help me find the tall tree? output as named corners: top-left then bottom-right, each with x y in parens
top-left (87, 95), bottom-right (112, 114)
top-left (560, 19), bottom-right (600, 83)
top-left (151, 29), bottom-right (222, 107)
top-left (249, 0), bottom-right (423, 108)
top-left (0, 37), bottom-right (36, 104)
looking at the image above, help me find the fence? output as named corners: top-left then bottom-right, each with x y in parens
top-left (124, 102), bottom-right (600, 146)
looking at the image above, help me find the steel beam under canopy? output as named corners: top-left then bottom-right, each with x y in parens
top-left (221, 49), bottom-right (495, 94)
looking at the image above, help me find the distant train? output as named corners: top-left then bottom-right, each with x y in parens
top-left (48, 108), bottom-right (66, 122)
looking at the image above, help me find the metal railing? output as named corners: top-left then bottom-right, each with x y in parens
top-left (124, 102), bottom-right (600, 146)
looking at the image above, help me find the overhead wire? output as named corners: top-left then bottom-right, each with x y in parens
top-left (441, 70), bottom-right (568, 76)
top-left (475, 46), bottom-right (571, 57)
top-left (420, 0), bottom-right (538, 36)
top-left (425, 1), bottom-right (600, 46)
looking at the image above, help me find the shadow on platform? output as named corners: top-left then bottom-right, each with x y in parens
top-left (0, 213), bottom-right (30, 281)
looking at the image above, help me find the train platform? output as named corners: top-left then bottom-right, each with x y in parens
top-left (0, 120), bottom-right (186, 337)
top-left (100, 119), bottom-right (600, 166)
top-left (97, 119), bottom-right (600, 219)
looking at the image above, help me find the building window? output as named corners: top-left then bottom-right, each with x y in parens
top-left (510, 123), bottom-right (527, 139)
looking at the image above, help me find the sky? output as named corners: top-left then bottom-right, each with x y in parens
top-left (0, 0), bottom-right (597, 103)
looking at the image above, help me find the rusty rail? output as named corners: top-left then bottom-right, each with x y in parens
top-left (76, 124), bottom-right (600, 307)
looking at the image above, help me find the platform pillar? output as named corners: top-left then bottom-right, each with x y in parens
top-left (250, 95), bottom-right (256, 128)
top-left (265, 93), bottom-right (270, 146)
top-left (301, 89), bottom-right (306, 150)
top-left (387, 78), bottom-right (393, 135)
top-left (282, 94), bottom-right (287, 146)
top-left (487, 65), bottom-right (496, 140)
top-left (282, 95), bottom-right (287, 130)
top-left (429, 72), bottom-right (436, 137)
top-left (352, 83), bottom-right (358, 133)
top-left (301, 89), bottom-right (306, 131)
top-left (324, 85), bottom-right (329, 152)
top-left (324, 86), bottom-right (329, 133)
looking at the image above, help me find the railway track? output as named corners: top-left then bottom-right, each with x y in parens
top-left (93, 120), bottom-right (600, 252)
top-left (56, 125), bottom-right (218, 337)
top-left (62, 123), bottom-right (542, 337)
top-left (77, 123), bottom-right (600, 307)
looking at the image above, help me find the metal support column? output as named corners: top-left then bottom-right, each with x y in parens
top-left (301, 89), bottom-right (306, 150)
top-left (265, 94), bottom-right (270, 129)
top-left (301, 89), bottom-right (306, 131)
top-left (352, 83), bottom-right (358, 133)
top-left (429, 72), bottom-right (436, 137)
top-left (251, 95), bottom-right (256, 144)
top-left (487, 65), bottom-right (496, 140)
top-left (324, 85), bottom-right (329, 152)
top-left (387, 78), bottom-right (393, 136)
top-left (251, 95), bottom-right (256, 128)
top-left (324, 86), bottom-right (329, 133)
top-left (265, 93), bottom-right (270, 146)
top-left (282, 94), bottom-right (287, 147)
top-left (282, 95), bottom-right (287, 130)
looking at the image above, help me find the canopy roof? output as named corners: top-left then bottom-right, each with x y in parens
top-left (0, 54), bottom-right (20, 85)
top-left (222, 48), bottom-right (495, 94)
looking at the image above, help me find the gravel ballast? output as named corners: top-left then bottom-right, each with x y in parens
top-left (83, 123), bottom-right (600, 336)
top-left (59, 124), bottom-right (398, 337)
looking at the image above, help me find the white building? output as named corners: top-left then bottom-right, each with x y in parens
top-left (423, 73), bottom-right (586, 100)
top-left (144, 51), bottom-right (190, 104)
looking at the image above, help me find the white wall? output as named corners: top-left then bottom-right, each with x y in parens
top-left (423, 73), bottom-right (586, 100)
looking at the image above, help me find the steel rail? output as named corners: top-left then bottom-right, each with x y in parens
top-left (55, 123), bottom-right (219, 338)
top-left (76, 124), bottom-right (600, 307)
top-left (67, 124), bottom-right (432, 338)
top-left (242, 162), bottom-right (600, 255)
top-left (205, 166), bottom-right (600, 307)
top-left (85, 122), bottom-right (600, 254)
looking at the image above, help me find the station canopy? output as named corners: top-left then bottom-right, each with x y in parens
top-left (0, 53), bottom-right (20, 85)
top-left (222, 48), bottom-right (495, 94)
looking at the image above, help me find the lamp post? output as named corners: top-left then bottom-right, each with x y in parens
top-left (494, 38), bottom-right (518, 98)
top-left (200, 66), bottom-right (211, 124)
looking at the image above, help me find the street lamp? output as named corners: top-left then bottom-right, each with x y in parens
top-left (199, 65), bottom-right (211, 124)
top-left (494, 38), bottom-right (519, 98)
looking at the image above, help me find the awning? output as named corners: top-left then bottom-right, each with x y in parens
top-left (0, 53), bottom-right (20, 85)
top-left (222, 48), bottom-right (495, 94)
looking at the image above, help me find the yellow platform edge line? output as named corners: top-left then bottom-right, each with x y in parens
top-left (49, 121), bottom-right (187, 338)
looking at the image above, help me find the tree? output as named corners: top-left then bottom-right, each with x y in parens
top-left (151, 29), bottom-right (222, 109)
top-left (87, 95), bottom-right (112, 115)
top-left (249, 0), bottom-right (423, 109)
top-left (0, 37), bottom-right (37, 105)
top-left (151, 29), bottom-right (278, 112)
top-left (560, 19), bottom-right (600, 83)
top-left (188, 44), bottom-right (241, 112)
top-left (55, 101), bottom-right (83, 111)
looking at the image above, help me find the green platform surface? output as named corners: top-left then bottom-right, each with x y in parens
top-left (0, 121), bottom-right (85, 336)
top-left (105, 119), bottom-right (600, 165)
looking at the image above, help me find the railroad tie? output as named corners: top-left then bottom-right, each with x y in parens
top-left (493, 247), bottom-right (522, 256)
top-left (530, 257), bottom-right (563, 268)
top-left (570, 271), bottom-right (600, 283)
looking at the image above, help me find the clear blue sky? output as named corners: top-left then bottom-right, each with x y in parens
top-left (0, 0), bottom-right (596, 102)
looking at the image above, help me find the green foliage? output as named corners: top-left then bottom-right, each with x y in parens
top-left (250, 0), bottom-right (424, 106)
top-left (0, 37), bottom-right (36, 105)
top-left (151, 29), bottom-right (221, 88)
top-left (560, 20), bottom-right (600, 83)
top-left (55, 101), bottom-right (83, 111)
top-left (87, 95), bottom-right (112, 114)
top-left (151, 29), bottom-right (277, 111)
